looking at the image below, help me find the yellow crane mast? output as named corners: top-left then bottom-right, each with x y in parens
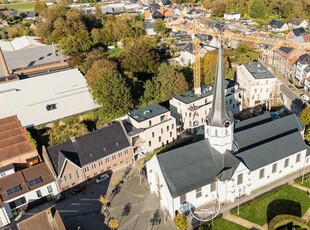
top-left (193, 18), bottom-right (201, 95)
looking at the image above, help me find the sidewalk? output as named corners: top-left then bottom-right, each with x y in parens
top-left (224, 213), bottom-right (265, 230)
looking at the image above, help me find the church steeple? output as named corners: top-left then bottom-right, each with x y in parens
top-left (204, 43), bottom-right (234, 154)
top-left (208, 45), bottom-right (232, 127)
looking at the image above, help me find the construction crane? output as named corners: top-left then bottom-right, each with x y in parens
top-left (193, 17), bottom-right (201, 95)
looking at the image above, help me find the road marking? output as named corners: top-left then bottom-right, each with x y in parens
top-left (58, 210), bottom-right (79, 213)
top-left (80, 198), bottom-right (98, 201)
top-left (71, 203), bottom-right (91, 206)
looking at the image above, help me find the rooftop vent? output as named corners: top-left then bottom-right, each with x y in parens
top-left (134, 115), bottom-right (139, 119)
top-left (46, 103), bottom-right (57, 111)
top-left (103, 147), bottom-right (106, 151)
top-left (89, 153), bottom-right (93, 157)
top-left (116, 142), bottom-right (119, 146)
top-left (143, 110), bottom-right (152, 115)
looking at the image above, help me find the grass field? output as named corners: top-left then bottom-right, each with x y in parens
top-left (198, 218), bottom-right (248, 230)
top-left (232, 186), bottom-right (310, 226)
top-left (0, 2), bottom-right (36, 12)
top-left (296, 174), bottom-right (310, 189)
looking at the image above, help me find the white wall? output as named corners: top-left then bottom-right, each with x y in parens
top-left (0, 207), bottom-right (10, 227)
top-left (3, 182), bottom-right (59, 219)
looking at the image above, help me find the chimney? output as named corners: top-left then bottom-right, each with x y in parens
top-left (70, 136), bottom-right (76, 142)
top-left (0, 48), bottom-right (9, 76)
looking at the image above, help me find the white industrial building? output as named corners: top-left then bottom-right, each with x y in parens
top-left (146, 47), bottom-right (310, 218)
top-left (0, 68), bottom-right (100, 128)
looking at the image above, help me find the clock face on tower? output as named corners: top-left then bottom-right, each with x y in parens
top-left (224, 121), bottom-right (230, 128)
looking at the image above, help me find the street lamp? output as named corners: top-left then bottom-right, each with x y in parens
top-left (301, 155), bottom-right (310, 184)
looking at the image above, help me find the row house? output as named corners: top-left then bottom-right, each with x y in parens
top-left (123, 104), bottom-right (177, 160)
top-left (169, 81), bottom-right (242, 132)
top-left (237, 62), bottom-right (281, 108)
top-left (294, 53), bottom-right (310, 88)
top-left (0, 163), bottom-right (58, 227)
top-left (0, 115), bottom-right (38, 168)
top-left (272, 46), bottom-right (306, 78)
top-left (288, 18), bottom-right (308, 29)
top-left (43, 122), bottom-right (133, 191)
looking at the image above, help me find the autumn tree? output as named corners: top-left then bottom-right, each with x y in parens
top-left (174, 213), bottom-right (188, 230)
top-left (210, 0), bottom-right (226, 17)
top-left (79, 48), bottom-right (108, 75)
top-left (47, 118), bottom-right (88, 145)
top-left (157, 64), bottom-right (188, 101)
top-left (121, 36), bottom-right (160, 74)
top-left (34, 1), bottom-right (47, 14)
top-left (89, 69), bottom-right (133, 118)
top-left (201, 50), bottom-right (232, 85)
top-left (154, 19), bottom-right (167, 35)
top-left (108, 218), bottom-right (119, 230)
top-left (85, 58), bottom-right (117, 87)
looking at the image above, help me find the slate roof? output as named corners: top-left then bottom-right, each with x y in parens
top-left (47, 122), bottom-right (130, 175)
top-left (279, 46), bottom-right (293, 54)
top-left (298, 54), bottom-right (310, 65)
top-left (243, 62), bottom-right (275, 79)
top-left (289, 18), bottom-right (306, 26)
top-left (292, 27), bottom-right (307, 37)
top-left (235, 132), bottom-right (307, 171)
top-left (128, 104), bottom-right (168, 122)
top-left (195, 33), bottom-right (213, 43)
top-left (156, 112), bottom-right (307, 197)
top-left (234, 114), bottom-right (304, 152)
top-left (157, 139), bottom-right (240, 197)
top-left (269, 19), bottom-right (286, 29)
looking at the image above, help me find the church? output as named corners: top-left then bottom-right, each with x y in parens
top-left (146, 45), bottom-right (310, 218)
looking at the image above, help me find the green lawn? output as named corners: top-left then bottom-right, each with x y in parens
top-left (232, 186), bottom-right (310, 226)
top-left (296, 174), bottom-right (310, 189)
top-left (0, 2), bottom-right (36, 12)
top-left (198, 218), bottom-right (247, 230)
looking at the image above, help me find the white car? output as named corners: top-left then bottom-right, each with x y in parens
top-left (95, 174), bottom-right (109, 183)
top-left (300, 94), bottom-right (310, 102)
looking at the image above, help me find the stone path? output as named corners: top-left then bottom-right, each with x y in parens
top-left (291, 183), bottom-right (309, 192)
top-left (224, 213), bottom-right (265, 230)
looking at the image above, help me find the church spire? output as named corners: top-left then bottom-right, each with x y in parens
top-left (204, 42), bottom-right (234, 154)
top-left (208, 44), bottom-right (232, 127)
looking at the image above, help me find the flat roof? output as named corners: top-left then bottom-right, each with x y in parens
top-left (243, 62), bottom-right (275, 79)
top-left (173, 81), bottom-right (235, 104)
top-left (128, 104), bottom-right (169, 122)
top-left (0, 68), bottom-right (100, 127)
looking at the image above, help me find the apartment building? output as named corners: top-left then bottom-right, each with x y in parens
top-left (294, 53), bottom-right (310, 88)
top-left (237, 62), bottom-right (281, 108)
top-left (123, 104), bottom-right (177, 160)
top-left (0, 163), bottom-right (58, 227)
top-left (0, 115), bottom-right (38, 168)
top-left (43, 122), bottom-right (133, 191)
top-left (169, 82), bottom-right (242, 132)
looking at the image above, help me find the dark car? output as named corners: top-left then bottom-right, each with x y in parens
top-left (71, 182), bottom-right (87, 195)
top-left (55, 193), bottom-right (68, 203)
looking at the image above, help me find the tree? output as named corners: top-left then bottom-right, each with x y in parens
top-left (121, 36), bottom-right (160, 74)
top-left (89, 70), bottom-right (133, 118)
top-left (249, 0), bottom-right (266, 18)
top-left (211, 0), bottom-right (227, 17)
top-left (58, 30), bottom-right (92, 56)
top-left (108, 218), bottom-right (119, 230)
top-left (79, 48), bottom-right (108, 75)
top-left (34, 1), bottom-right (47, 14)
top-left (154, 19), bottom-right (167, 35)
top-left (47, 118), bottom-right (88, 145)
top-left (157, 64), bottom-right (188, 101)
top-left (174, 213), bottom-right (188, 230)
top-left (139, 79), bottom-right (161, 106)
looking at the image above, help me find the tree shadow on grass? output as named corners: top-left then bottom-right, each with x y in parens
top-left (267, 199), bottom-right (302, 224)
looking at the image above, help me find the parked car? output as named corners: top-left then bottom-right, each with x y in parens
top-left (288, 85), bottom-right (294, 90)
top-left (96, 173), bottom-right (109, 183)
top-left (71, 182), bottom-right (87, 195)
top-left (55, 193), bottom-right (67, 203)
top-left (300, 94), bottom-right (310, 102)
